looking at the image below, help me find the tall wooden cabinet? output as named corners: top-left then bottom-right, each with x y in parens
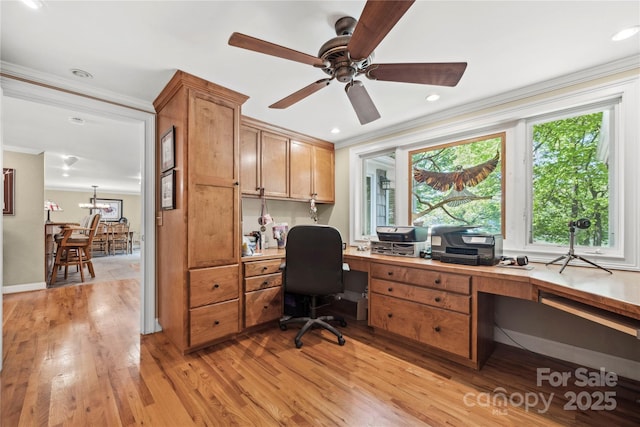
top-left (154, 70), bottom-right (248, 353)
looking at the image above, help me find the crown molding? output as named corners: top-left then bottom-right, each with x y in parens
top-left (0, 61), bottom-right (155, 113)
top-left (335, 55), bottom-right (640, 149)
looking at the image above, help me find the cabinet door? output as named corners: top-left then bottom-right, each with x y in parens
top-left (240, 125), bottom-right (261, 195)
top-left (188, 90), bottom-right (240, 268)
top-left (313, 145), bottom-right (335, 203)
top-left (289, 140), bottom-right (313, 200)
top-left (261, 131), bottom-right (289, 198)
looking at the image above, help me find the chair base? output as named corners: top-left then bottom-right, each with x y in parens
top-left (279, 314), bottom-right (347, 348)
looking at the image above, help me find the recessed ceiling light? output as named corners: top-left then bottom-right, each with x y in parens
top-left (70, 68), bottom-right (93, 79)
top-left (62, 173), bottom-right (69, 177)
top-left (68, 117), bottom-right (84, 125)
top-left (330, 127), bottom-right (340, 134)
top-left (612, 25), bottom-right (640, 41)
top-left (20, 0), bottom-right (43, 9)
top-left (426, 94), bottom-right (440, 102)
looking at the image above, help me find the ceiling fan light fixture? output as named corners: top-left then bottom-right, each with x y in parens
top-left (612, 25), bottom-right (639, 41)
top-left (63, 155), bottom-right (78, 167)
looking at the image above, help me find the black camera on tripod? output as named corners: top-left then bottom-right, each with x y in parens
top-left (568, 218), bottom-right (591, 229)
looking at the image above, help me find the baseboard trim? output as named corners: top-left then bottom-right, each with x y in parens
top-left (3, 281), bottom-right (47, 294)
top-left (494, 326), bottom-right (640, 382)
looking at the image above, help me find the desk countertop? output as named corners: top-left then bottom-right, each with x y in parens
top-left (247, 246), bottom-right (639, 320)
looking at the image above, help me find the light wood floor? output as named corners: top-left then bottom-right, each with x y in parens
top-left (2, 276), bottom-right (639, 426)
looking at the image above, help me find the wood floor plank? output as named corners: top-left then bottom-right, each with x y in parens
top-left (3, 258), bottom-right (639, 426)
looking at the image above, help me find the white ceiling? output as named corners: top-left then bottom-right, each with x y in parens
top-left (2, 1), bottom-right (639, 194)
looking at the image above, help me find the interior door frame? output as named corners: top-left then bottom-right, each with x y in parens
top-left (0, 75), bottom-right (158, 338)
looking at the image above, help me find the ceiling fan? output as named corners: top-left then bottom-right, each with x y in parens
top-left (228, 0), bottom-right (467, 125)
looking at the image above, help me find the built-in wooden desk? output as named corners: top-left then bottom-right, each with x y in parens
top-left (241, 247), bottom-right (639, 370)
top-left (341, 247), bottom-right (640, 369)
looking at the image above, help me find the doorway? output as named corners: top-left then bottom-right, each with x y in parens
top-left (1, 76), bottom-right (157, 350)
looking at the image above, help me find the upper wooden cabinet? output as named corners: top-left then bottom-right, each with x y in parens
top-left (240, 124), bottom-right (289, 198)
top-left (240, 116), bottom-right (334, 203)
top-left (290, 140), bottom-right (335, 203)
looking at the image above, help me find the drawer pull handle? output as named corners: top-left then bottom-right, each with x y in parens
top-left (434, 278), bottom-right (441, 284)
top-left (387, 287), bottom-right (393, 292)
top-left (263, 305), bottom-right (269, 310)
top-left (214, 320), bottom-right (220, 326)
top-left (434, 326), bottom-right (441, 332)
top-left (435, 297), bottom-right (441, 302)
top-left (212, 283), bottom-right (220, 289)
top-left (262, 266), bottom-right (268, 271)
top-left (262, 281), bottom-right (269, 286)
top-left (387, 271), bottom-right (393, 276)
top-left (387, 313), bottom-right (393, 318)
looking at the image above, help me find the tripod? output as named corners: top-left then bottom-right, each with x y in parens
top-left (546, 224), bottom-right (612, 274)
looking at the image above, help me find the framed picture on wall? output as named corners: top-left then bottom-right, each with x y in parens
top-left (160, 125), bottom-right (175, 172)
top-left (3, 168), bottom-right (15, 215)
top-left (93, 198), bottom-right (123, 221)
top-left (161, 170), bottom-right (176, 210)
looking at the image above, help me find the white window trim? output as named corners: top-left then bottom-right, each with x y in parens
top-left (349, 74), bottom-right (639, 270)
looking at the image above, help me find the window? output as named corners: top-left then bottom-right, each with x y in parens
top-left (361, 153), bottom-right (396, 237)
top-left (527, 105), bottom-right (616, 250)
top-left (410, 133), bottom-right (505, 236)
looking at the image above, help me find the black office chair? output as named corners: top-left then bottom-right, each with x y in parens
top-left (279, 225), bottom-right (347, 348)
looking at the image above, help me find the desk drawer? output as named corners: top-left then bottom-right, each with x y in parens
top-left (189, 299), bottom-right (239, 347)
top-left (244, 259), bottom-right (283, 277)
top-left (244, 272), bottom-right (282, 292)
top-left (370, 293), bottom-right (470, 358)
top-left (371, 278), bottom-right (470, 314)
top-left (244, 286), bottom-right (283, 328)
top-left (370, 263), bottom-right (470, 295)
top-left (189, 265), bottom-right (239, 308)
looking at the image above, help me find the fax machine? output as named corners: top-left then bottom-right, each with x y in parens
top-left (431, 225), bottom-right (502, 266)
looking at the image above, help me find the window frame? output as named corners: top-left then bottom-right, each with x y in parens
top-left (524, 101), bottom-right (620, 256)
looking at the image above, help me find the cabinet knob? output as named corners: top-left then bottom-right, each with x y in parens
top-left (434, 278), bottom-right (441, 284)
top-left (387, 287), bottom-right (393, 292)
top-left (212, 283), bottom-right (220, 290)
top-left (434, 326), bottom-right (441, 332)
top-left (387, 271), bottom-right (393, 276)
top-left (387, 313), bottom-right (393, 318)
top-left (214, 320), bottom-right (220, 326)
top-left (262, 280), bottom-right (269, 286)
top-left (263, 305), bottom-right (269, 310)
top-left (262, 266), bottom-right (268, 271)
top-left (233, 181), bottom-right (239, 186)
top-left (435, 297), bottom-right (441, 302)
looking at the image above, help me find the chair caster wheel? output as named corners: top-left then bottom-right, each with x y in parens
top-left (279, 323), bottom-right (287, 331)
top-left (338, 337), bottom-right (346, 346)
top-left (340, 320), bottom-right (347, 327)
top-left (295, 340), bottom-right (303, 349)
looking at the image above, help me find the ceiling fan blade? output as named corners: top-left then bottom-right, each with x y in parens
top-left (348, 0), bottom-right (415, 61)
top-left (345, 80), bottom-right (381, 125)
top-left (366, 62), bottom-right (468, 87)
top-left (269, 79), bottom-right (332, 109)
top-left (229, 32), bottom-right (326, 67)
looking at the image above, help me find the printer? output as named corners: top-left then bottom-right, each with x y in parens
top-left (431, 225), bottom-right (502, 266)
top-left (373, 226), bottom-right (429, 257)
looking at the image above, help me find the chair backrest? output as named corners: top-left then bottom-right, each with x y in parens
top-left (87, 214), bottom-right (102, 240)
top-left (284, 225), bottom-right (344, 296)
